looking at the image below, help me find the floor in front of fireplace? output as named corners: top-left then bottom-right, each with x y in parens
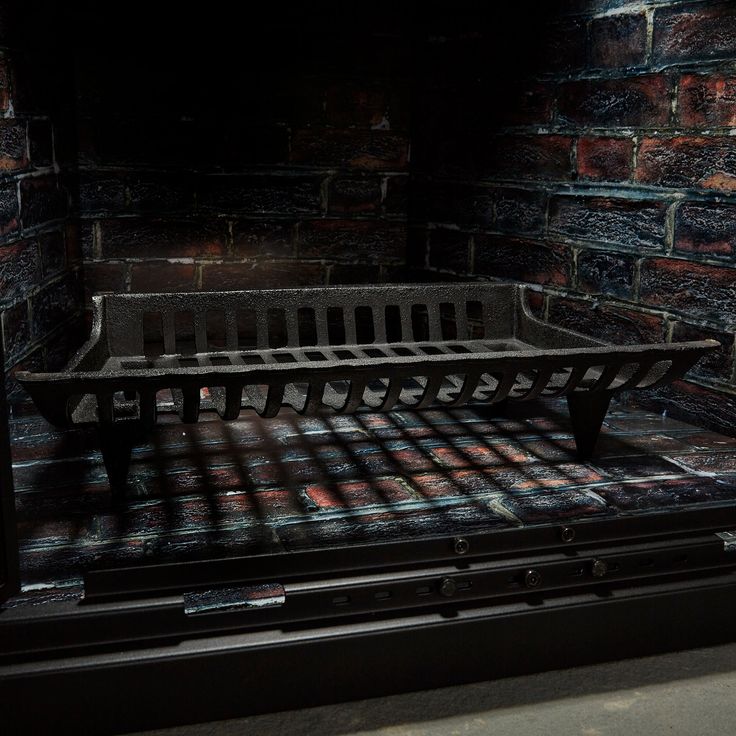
top-left (7, 396), bottom-right (736, 606)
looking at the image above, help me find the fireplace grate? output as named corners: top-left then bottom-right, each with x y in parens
top-left (17, 283), bottom-right (716, 494)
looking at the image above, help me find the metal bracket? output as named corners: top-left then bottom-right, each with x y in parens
top-left (716, 531), bottom-right (736, 552)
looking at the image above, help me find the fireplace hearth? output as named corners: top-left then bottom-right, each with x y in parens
top-left (1, 1), bottom-right (736, 733)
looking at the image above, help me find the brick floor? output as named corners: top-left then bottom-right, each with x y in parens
top-left (7, 397), bottom-right (736, 605)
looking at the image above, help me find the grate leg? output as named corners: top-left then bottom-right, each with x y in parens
top-left (567, 390), bottom-right (613, 460)
top-left (99, 423), bottom-right (144, 500)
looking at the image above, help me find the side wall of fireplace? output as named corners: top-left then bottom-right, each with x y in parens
top-left (73, 10), bottom-right (410, 308)
top-left (0, 4), bottom-right (84, 401)
top-left (411, 0), bottom-right (736, 434)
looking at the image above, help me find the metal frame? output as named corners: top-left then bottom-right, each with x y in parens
top-left (17, 283), bottom-right (716, 495)
top-left (3, 571), bottom-right (736, 735)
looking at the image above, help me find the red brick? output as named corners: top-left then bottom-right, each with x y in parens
top-left (679, 74), bottom-right (736, 127)
top-left (0, 181), bottom-right (18, 237)
top-left (20, 175), bottom-right (68, 228)
top-left (591, 13), bottom-right (648, 68)
top-left (653, 3), bottom-right (736, 64)
top-left (305, 477), bottom-right (414, 510)
top-left (84, 262), bottom-right (126, 295)
top-left (549, 196), bottom-right (666, 250)
top-left (297, 220), bottom-right (406, 263)
top-left (130, 263), bottom-right (196, 292)
top-left (577, 137), bottom-right (633, 181)
top-left (640, 258), bottom-right (736, 321)
top-left (98, 218), bottom-right (227, 259)
top-left (675, 202), bottom-right (736, 258)
top-left (547, 296), bottom-right (665, 345)
top-left (200, 261), bottom-right (326, 291)
top-left (577, 250), bottom-right (637, 300)
top-left (0, 120), bottom-right (28, 171)
top-left (486, 135), bottom-right (573, 181)
top-left (635, 137), bottom-right (736, 191)
top-left (474, 235), bottom-right (570, 287)
top-left (231, 220), bottom-right (294, 258)
top-left (0, 239), bottom-right (41, 301)
top-left (290, 129), bottom-right (409, 170)
top-left (557, 76), bottom-right (670, 128)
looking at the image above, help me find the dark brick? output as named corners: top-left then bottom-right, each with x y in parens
top-left (198, 174), bottom-right (324, 215)
top-left (130, 263), bottom-right (196, 293)
top-left (557, 76), bottom-right (670, 128)
top-left (0, 240), bottom-right (41, 301)
top-left (77, 221), bottom-right (95, 261)
top-left (383, 175), bottom-right (408, 216)
top-left (493, 84), bottom-right (553, 126)
top-left (641, 380), bottom-right (736, 438)
top-left (126, 172), bottom-right (195, 213)
top-left (31, 272), bottom-right (81, 341)
top-left (590, 13), bottom-right (648, 68)
top-left (577, 250), bottom-right (637, 300)
top-left (542, 18), bottom-right (588, 73)
top-left (640, 258), bottom-right (736, 322)
top-left (99, 219), bottom-right (227, 259)
top-left (474, 236), bottom-right (570, 287)
top-left (0, 180), bottom-right (19, 237)
top-left (327, 175), bottom-right (382, 214)
top-left (328, 264), bottom-right (383, 285)
top-left (0, 57), bottom-right (9, 112)
top-left (675, 202), bottom-right (736, 259)
top-left (428, 229), bottom-right (470, 272)
top-left (28, 119), bottom-right (53, 168)
top-left (231, 220), bottom-right (294, 258)
top-left (577, 137), bottom-right (633, 181)
top-left (0, 120), bottom-right (28, 171)
top-left (679, 74), bottom-right (736, 128)
top-left (486, 135), bottom-right (573, 181)
top-left (290, 129), bottom-right (409, 170)
top-left (1, 300), bottom-right (30, 363)
top-left (548, 296), bottom-right (664, 345)
top-left (39, 230), bottom-right (66, 276)
top-left (78, 172), bottom-right (126, 213)
top-left (653, 3), bottom-right (736, 64)
top-left (636, 137), bottom-right (736, 191)
top-left (671, 321), bottom-right (734, 382)
top-left (84, 262), bottom-right (126, 295)
top-left (5, 351), bottom-right (43, 400)
top-left (493, 187), bottom-right (547, 235)
top-left (324, 81), bottom-right (389, 128)
top-left (549, 196), bottom-right (667, 250)
top-left (200, 261), bottom-right (326, 291)
top-left (297, 220), bottom-right (406, 263)
top-left (20, 175), bottom-right (68, 228)
top-left (413, 181), bottom-right (495, 227)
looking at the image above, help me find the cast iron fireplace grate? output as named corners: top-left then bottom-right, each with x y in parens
top-left (17, 283), bottom-right (715, 495)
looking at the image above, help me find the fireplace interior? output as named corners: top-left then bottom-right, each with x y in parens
top-left (2, 1), bottom-right (736, 732)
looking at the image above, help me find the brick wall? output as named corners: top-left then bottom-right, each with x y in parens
top-left (74, 9), bottom-right (410, 303)
top-left (0, 4), bottom-right (84, 401)
top-left (411, 0), bottom-right (736, 434)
